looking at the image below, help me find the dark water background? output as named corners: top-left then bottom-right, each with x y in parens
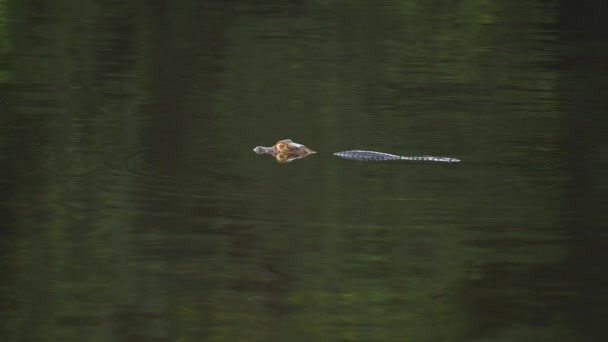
top-left (1, 1), bottom-right (607, 341)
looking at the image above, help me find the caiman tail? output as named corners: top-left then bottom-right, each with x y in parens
top-left (333, 150), bottom-right (461, 163)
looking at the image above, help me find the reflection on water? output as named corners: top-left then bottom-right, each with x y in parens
top-left (1, 1), bottom-right (607, 341)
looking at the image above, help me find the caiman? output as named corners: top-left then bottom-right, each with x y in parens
top-left (253, 139), bottom-right (460, 163)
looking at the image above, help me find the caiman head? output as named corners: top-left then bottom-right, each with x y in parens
top-left (253, 139), bottom-right (316, 163)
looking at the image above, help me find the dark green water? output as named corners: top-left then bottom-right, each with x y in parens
top-left (1, 1), bottom-right (607, 341)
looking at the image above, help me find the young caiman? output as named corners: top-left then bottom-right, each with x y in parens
top-left (253, 139), bottom-right (460, 163)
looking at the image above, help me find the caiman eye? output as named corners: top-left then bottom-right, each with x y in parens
top-left (278, 142), bottom-right (286, 150)
top-left (276, 153), bottom-right (287, 162)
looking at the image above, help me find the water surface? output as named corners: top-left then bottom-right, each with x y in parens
top-left (1, 1), bottom-right (607, 341)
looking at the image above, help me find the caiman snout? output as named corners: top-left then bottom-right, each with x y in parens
top-left (253, 146), bottom-right (270, 154)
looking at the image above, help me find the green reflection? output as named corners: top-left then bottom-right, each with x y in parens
top-left (0, 0), bottom-right (8, 81)
top-left (2, 0), bottom-right (606, 341)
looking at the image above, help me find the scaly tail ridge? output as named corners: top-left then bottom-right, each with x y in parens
top-left (333, 150), bottom-right (460, 163)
